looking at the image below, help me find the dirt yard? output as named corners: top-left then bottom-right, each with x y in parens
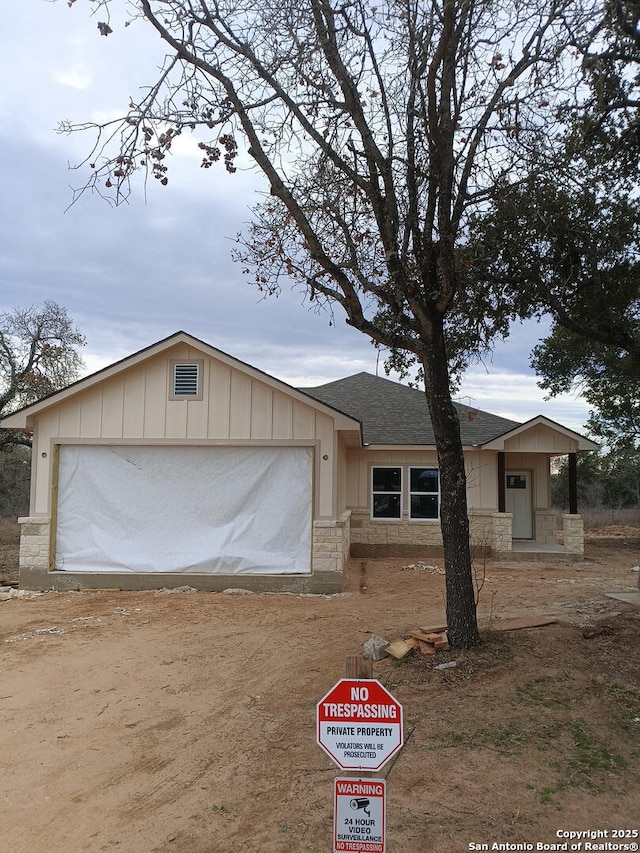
top-left (1, 526), bottom-right (639, 853)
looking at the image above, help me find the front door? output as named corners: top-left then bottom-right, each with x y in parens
top-left (505, 471), bottom-right (532, 539)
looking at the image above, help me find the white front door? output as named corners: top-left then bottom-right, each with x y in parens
top-left (505, 471), bottom-right (532, 539)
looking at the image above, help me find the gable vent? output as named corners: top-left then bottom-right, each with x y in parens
top-left (173, 362), bottom-right (199, 396)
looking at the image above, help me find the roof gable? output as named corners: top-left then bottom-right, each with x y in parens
top-left (481, 415), bottom-right (599, 452)
top-left (0, 331), bottom-right (360, 432)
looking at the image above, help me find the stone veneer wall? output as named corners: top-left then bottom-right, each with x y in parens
top-left (311, 512), bottom-right (351, 575)
top-left (18, 516), bottom-right (51, 586)
top-left (535, 510), bottom-right (558, 545)
top-left (562, 514), bottom-right (584, 555)
top-left (349, 509), bottom-right (442, 555)
top-left (469, 511), bottom-right (512, 555)
top-left (350, 509), bottom-right (513, 556)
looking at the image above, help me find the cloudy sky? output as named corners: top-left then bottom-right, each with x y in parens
top-left (1, 0), bottom-right (592, 432)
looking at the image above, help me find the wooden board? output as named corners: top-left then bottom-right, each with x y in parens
top-left (424, 632), bottom-right (446, 643)
top-left (345, 655), bottom-right (374, 678)
top-left (385, 639), bottom-right (413, 660)
top-left (418, 624), bottom-right (447, 635)
top-left (493, 617), bottom-right (558, 632)
top-left (409, 629), bottom-right (437, 642)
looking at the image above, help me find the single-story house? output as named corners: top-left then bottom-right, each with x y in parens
top-left (1, 331), bottom-right (598, 593)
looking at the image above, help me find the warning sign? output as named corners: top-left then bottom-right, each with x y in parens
top-left (333, 777), bottom-right (386, 853)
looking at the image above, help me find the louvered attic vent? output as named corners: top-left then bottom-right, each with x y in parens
top-left (173, 362), bottom-right (199, 396)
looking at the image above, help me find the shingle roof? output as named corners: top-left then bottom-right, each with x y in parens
top-left (300, 372), bottom-right (520, 446)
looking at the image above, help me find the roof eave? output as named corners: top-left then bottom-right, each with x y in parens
top-left (360, 443), bottom-right (437, 451)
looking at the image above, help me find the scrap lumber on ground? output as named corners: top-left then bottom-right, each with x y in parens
top-left (372, 616), bottom-right (558, 664)
top-left (384, 628), bottom-right (449, 659)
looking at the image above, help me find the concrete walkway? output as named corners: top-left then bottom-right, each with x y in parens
top-left (505, 540), bottom-right (574, 562)
top-left (605, 592), bottom-right (640, 606)
top-left (511, 540), bottom-right (565, 554)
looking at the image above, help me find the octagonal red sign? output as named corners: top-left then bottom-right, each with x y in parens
top-left (317, 679), bottom-right (403, 771)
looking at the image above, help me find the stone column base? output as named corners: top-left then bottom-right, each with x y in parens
top-left (562, 514), bottom-right (584, 556)
top-left (17, 516), bottom-right (51, 589)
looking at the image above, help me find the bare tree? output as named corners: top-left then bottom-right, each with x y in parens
top-left (0, 301), bottom-right (86, 447)
top-left (63, 0), bottom-right (596, 647)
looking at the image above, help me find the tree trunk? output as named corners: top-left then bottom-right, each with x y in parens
top-left (421, 322), bottom-right (480, 649)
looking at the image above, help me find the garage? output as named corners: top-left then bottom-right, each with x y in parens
top-left (2, 333), bottom-right (357, 593)
top-left (54, 444), bottom-right (313, 575)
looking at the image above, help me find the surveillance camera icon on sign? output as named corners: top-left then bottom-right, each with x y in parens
top-left (350, 797), bottom-right (370, 817)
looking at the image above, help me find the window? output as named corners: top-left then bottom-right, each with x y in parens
top-left (507, 474), bottom-right (527, 489)
top-left (409, 467), bottom-right (439, 519)
top-left (371, 467), bottom-right (402, 519)
top-left (371, 465), bottom-right (440, 520)
top-left (170, 360), bottom-right (203, 400)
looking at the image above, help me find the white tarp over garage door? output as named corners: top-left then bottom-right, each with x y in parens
top-left (55, 445), bottom-right (313, 574)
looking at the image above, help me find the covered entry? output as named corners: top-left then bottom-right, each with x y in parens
top-left (490, 415), bottom-right (599, 556)
top-left (55, 445), bottom-right (313, 575)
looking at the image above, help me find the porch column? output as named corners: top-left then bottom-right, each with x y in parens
top-left (568, 452), bottom-right (578, 515)
top-left (498, 452), bottom-right (506, 513)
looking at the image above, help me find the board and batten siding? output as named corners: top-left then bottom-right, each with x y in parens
top-left (343, 448), bottom-right (551, 515)
top-left (502, 423), bottom-right (580, 454)
top-left (29, 347), bottom-right (338, 518)
top-left (465, 450), bottom-right (499, 512)
top-left (345, 448), bottom-right (441, 513)
top-left (346, 448), bottom-right (504, 514)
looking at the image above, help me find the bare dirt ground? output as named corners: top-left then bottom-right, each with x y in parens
top-left (1, 526), bottom-right (639, 853)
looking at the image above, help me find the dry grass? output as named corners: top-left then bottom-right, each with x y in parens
top-left (580, 506), bottom-right (640, 529)
top-left (0, 516), bottom-right (19, 537)
top-left (0, 516), bottom-right (20, 584)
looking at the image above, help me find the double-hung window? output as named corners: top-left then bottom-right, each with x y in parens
top-left (371, 467), bottom-right (402, 519)
top-left (409, 467), bottom-right (440, 519)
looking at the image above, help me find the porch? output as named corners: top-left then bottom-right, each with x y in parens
top-left (490, 512), bottom-right (585, 562)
